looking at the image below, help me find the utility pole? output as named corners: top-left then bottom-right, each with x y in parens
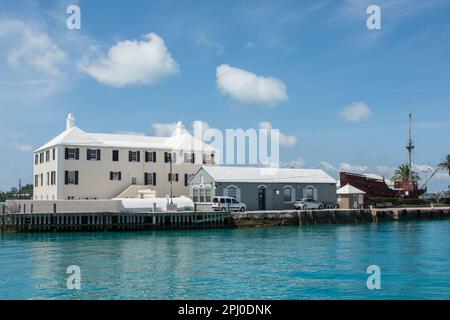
top-left (406, 112), bottom-right (415, 181)
top-left (169, 153), bottom-right (174, 205)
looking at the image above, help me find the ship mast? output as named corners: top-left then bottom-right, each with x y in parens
top-left (406, 112), bottom-right (415, 180)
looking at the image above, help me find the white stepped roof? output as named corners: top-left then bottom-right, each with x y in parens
top-left (337, 184), bottom-right (365, 195)
top-left (35, 126), bottom-right (216, 153)
top-left (201, 166), bottom-right (336, 184)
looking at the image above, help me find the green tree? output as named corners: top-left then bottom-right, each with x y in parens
top-left (392, 164), bottom-right (420, 181)
top-left (438, 154), bottom-right (450, 175)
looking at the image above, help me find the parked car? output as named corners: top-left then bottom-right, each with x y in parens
top-left (294, 198), bottom-right (324, 210)
top-left (212, 196), bottom-right (246, 212)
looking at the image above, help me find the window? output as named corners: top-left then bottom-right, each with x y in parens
top-left (65, 148), bottom-right (79, 160)
top-left (129, 151), bottom-right (140, 162)
top-left (110, 172), bottom-right (122, 181)
top-left (304, 186), bottom-right (316, 200)
top-left (34, 175), bottom-right (38, 187)
top-left (51, 171), bottom-right (56, 185)
top-left (145, 172), bottom-right (156, 186)
top-left (112, 150), bottom-right (119, 162)
top-left (40, 173), bottom-right (43, 186)
top-left (283, 186), bottom-right (294, 203)
top-left (205, 187), bottom-right (211, 203)
top-left (227, 186), bottom-right (237, 199)
top-left (45, 150), bottom-right (50, 162)
top-left (184, 152), bottom-right (195, 164)
top-left (39, 153), bottom-right (44, 163)
top-left (34, 154), bottom-right (38, 165)
top-left (52, 148), bottom-right (56, 160)
top-left (203, 153), bottom-right (214, 164)
top-left (145, 151), bottom-right (156, 162)
top-left (168, 173), bottom-right (179, 182)
top-left (65, 171), bottom-right (79, 185)
top-left (46, 172), bottom-right (50, 185)
top-left (164, 152), bottom-right (177, 163)
top-left (131, 177), bottom-right (137, 185)
top-left (193, 187), bottom-right (199, 203)
top-left (87, 149), bottom-right (101, 161)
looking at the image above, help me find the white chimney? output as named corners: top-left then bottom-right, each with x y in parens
top-left (66, 113), bottom-right (75, 130)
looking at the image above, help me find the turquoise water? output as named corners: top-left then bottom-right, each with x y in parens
top-left (0, 220), bottom-right (449, 300)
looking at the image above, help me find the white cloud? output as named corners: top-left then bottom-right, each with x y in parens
top-left (339, 102), bottom-right (372, 123)
top-left (216, 64), bottom-right (288, 106)
top-left (0, 141), bottom-right (33, 152)
top-left (0, 19), bottom-right (67, 77)
top-left (79, 33), bottom-right (179, 87)
top-left (151, 122), bottom-right (178, 137)
top-left (376, 165), bottom-right (396, 177)
top-left (340, 162), bottom-right (369, 172)
top-left (282, 157), bottom-right (305, 168)
top-left (320, 161), bottom-right (338, 172)
top-left (258, 121), bottom-right (297, 148)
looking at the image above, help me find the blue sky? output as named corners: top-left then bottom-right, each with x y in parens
top-left (0, 0), bottom-right (449, 191)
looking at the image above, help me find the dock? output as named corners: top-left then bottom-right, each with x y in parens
top-left (1, 203), bottom-right (449, 233)
top-left (0, 209), bottom-right (232, 232)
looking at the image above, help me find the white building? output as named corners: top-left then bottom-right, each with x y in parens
top-left (33, 114), bottom-right (216, 200)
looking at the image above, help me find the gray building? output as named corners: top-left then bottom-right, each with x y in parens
top-left (188, 166), bottom-right (337, 211)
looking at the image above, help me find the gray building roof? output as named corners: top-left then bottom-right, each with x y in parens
top-left (201, 166), bottom-right (336, 184)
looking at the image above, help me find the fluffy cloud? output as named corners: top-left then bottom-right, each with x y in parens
top-left (80, 33), bottom-right (179, 87)
top-left (340, 162), bottom-right (369, 172)
top-left (216, 64), bottom-right (288, 106)
top-left (258, 121), bottom-right (297, 148)
top-left (376, 165), bottom-right (396, 177)
top-left (0, 19), bottom-right (67, 76)
top-left (339, 102), bottom-right (372, 123)
top-left (151, 122), bottom-right (178, 137)
top-left (282, 157), bottom-right (305, 168)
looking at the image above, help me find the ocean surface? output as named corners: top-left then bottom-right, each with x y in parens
top-left (0, 220), bottom-right (449, 300)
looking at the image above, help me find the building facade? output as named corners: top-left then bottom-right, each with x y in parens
top-left (188, 166), bottom-right (337, 211)
top-left (33, 114), bottom-right (216, 200)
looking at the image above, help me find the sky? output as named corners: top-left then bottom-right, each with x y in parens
top-left (0, 0), bottom-right (449, 192)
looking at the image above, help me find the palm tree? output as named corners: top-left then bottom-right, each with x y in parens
top-left (437, 155), bottom-right (450, 175)
top-left (392, 164), bottom-right (420, 181)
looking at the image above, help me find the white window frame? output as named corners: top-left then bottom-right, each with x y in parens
top-left (184, 152), bottom-right (194, 164)
top-left (283, 186), bottom-right (295, 203)
top-left (67, 171), bottom-right (76, 185)
top-left (111, 172), bottom-right (120, 181)
top-left (67, 148), bottom-right (76, 160)
top-left (303, 185), bottom-right (317, 200)
top-left (88, 149), bottom-right (98, 161)
top-left (130, 151), bottom-right (138, 162)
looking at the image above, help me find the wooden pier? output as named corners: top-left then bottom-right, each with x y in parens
top-left (0, 210), bottom-right (232, 233)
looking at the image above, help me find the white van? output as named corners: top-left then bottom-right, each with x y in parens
top-left (212, 196), bottom-right (246, 212)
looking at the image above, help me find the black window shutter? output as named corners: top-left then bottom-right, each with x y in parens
top-left (153, 152), bottom-right (156, 162)
top-left (129, 151), bottom-right (132, 162)
top-left (97, 149), bottom-right (101, 160)
top-left (176, 173), bottom-right (179, 181)
top-left (110, 172), bottom-right (113, 180)
top-left (75, 148), bottom-right (80, 160)
top-left (145, 151), bottom-right (148, 162)
top-left (118, 172), bottom-right (121, 181)
top-left (153, 173), bottom-right (156, 186)
top-left (87, 149), bottom-right (91, 160)
top-left (191, 153), bottom-right (195, 163)
top-left (64, 171), bottom-right (68, 185)
top-left (168, 173), bottom-right (171, 182)
top-left (65, 148), bottom-right (69, 160)
top-left (164, 152), bottom-right (168, 163)
top-left (144, 173), bottom-right (148, 185)
top-left (185, 174), bottom-right (188, 186)
top-left (137, 151), bottom-right (140, 162)
top-left (75, 171), bottom-right (79, 185)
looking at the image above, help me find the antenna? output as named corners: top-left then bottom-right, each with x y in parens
top-left (406, 112), bottom-right (415, 180)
